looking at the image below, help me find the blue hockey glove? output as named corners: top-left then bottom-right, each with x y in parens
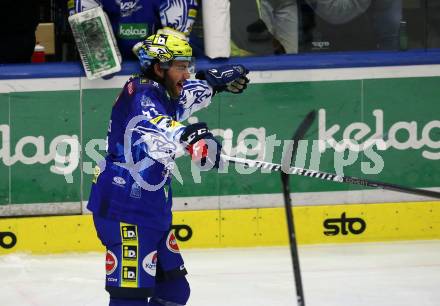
top-left (180, 123), bottom-right (222, 169)
top-left (195, 65), bottom-right (250, 94)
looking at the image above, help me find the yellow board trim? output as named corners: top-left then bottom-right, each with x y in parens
top-left (1, 201), bottom-right (439, 254)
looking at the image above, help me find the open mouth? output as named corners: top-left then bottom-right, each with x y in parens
top-left (176, 81), bottom-right (184, 92)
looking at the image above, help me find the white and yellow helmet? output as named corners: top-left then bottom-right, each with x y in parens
top-left (133, 31), bottom-right (193, 71)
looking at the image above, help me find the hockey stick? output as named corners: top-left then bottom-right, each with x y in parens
top-left (280, 110), bottom-right (317, 306)
top-left (221, 153), bottom-right (440, 200)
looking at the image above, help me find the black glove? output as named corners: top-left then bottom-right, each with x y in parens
top-left (195, 65), bottom-right (250, 94)
top-left (180, 123), bottom-right (222, 169)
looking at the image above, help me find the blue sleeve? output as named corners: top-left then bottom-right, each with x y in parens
top-left (159, 0), bottom-right (198, 35)
top-left (175, 79), bottom-right (214, 121)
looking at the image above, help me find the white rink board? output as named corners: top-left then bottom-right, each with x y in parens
top-left (1, 240), bottom-right (439, 306)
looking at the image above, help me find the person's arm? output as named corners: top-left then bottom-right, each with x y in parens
top-left (175, 65), bottom-right (250, 121)
top-left (128, 81), bottom-right (221, 168)
top-left (175, 80), bottom-right (214, 122)
top-left (159, 0), bottom-right (198, 38)
top-left (134, 105), bottom-right (221, 169)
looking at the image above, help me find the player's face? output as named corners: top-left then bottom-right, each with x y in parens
top-left (164, 61), bottom-right (191, 99)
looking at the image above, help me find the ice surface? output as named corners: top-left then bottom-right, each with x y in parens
top-left (1, 240), bottom-right (439, 306)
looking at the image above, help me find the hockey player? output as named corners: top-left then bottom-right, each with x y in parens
top-left (87, 32), bottom-right (249, 306)
top-left (68, 0), bottom-right (198, 59)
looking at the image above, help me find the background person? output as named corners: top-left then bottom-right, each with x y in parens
top-left (247, 0), bottom-right (401, 53)
top-left (304, 0), bottom-right (402, 50)
top-left (68, 0), bottom-right (199, 59)
top-left (259, 0), bottom-right (299, 54)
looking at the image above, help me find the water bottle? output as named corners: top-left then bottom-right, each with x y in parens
top-left (31, 43), bottom-right (46, 63)
top-left (399, 21), bottom-right (408, 51)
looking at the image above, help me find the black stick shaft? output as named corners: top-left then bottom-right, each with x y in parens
top-left (280, 110), bottom-right (316, 306)
top-left (281, 174), bottom-right (305, 306)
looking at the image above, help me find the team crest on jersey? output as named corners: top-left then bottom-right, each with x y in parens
top-left (106, 250), bottom-right (118, 275)
top-left (132, 126), bottom-right (177, 160)
top-left (166, 231), bottom-right (180, 253)
top-left (140, 95), bottom-right (155, 108)
top-left (142, 250), bottom-right (158, 276)
top-left (179, 81), bottom-right (213, 110)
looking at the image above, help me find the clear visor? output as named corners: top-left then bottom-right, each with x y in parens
top-left (160, 57), bottom-right (195, 73)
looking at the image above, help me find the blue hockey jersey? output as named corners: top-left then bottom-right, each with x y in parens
top-left (87, 75), bottom-right (213, 230)
top-left (68, 0), bottom-right (198, 59)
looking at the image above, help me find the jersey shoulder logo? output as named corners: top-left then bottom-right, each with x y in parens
top-left (140, 95), bottom-right (155, 108)
top-left (132, 126), bottom-right (177, 157)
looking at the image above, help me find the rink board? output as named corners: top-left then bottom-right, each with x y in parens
top-left (1, 62), bottom-right (440, 216)
top-left (1, 201), bottom-right (439, 254)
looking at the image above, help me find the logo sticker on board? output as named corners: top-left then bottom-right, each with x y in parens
top-left (0, 232), bottom-right (17, 249)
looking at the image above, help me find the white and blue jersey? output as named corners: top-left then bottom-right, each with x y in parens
top-left (68, 0), bottom-right (198, 58)
top-left (87, 75), bottom-right (213, 230)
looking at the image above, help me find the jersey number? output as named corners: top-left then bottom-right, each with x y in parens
top-left (142, 107), bottom-right (160, 120)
